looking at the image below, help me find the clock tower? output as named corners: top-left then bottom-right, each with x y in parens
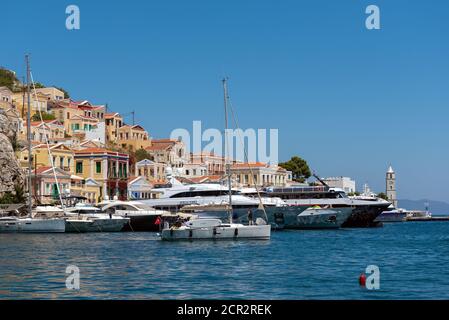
top-left (386, 165), bottom-right (398, 208)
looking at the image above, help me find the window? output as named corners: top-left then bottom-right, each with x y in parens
top-left (76, 161), bottom-right (83, 174)
top-left (118, 163), bottom-right (123, 178)
top-left (96, 161), bottom-right (102, 174)
top-left (60, 157), bottom-right (64, 168)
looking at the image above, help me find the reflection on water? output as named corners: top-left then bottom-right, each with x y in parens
top-left (1, 222), bottom-right (449, 299)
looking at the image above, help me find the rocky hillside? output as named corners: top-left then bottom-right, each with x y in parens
top-left (0, 112), bottom-right (24, 198)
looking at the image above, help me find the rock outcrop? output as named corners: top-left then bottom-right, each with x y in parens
top-left (0, 112), bottom-right (24, 197)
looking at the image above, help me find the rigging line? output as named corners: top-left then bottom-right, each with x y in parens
top-left (226, 94), bottom-right (269, 222)
top-left (30, 72), bottom-right (66, 213)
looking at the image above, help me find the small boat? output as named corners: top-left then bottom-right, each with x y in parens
top-left (405, 210), bottom-right (432, 222)
top-left (65, 204), bottom-right (130, 232)
top-left (375, 208), bottom-right (407, 223)
top-left (161, 218), bottom-right (271, 241)
top-left (0, 216), bottom-right (65, 233)
top-left (266, 206), bottom-right (353, 229)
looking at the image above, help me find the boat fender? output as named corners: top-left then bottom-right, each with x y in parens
top-left (170, 229), bottom-right (174, 237)
top-left (359, 273), bottom-right (366, 287)
top-left (213, 227), bottom-right (217, 236)
top-left (189, 230), bottom-right (193, 238)
top-left (234, 228), bottom-right (238, 237)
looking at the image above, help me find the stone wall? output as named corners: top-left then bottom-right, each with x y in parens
top-left (0, 112), bottom-right (25, 197)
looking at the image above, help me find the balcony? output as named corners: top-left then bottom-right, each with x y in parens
top-left (107, 171), bottom-right (128, 180)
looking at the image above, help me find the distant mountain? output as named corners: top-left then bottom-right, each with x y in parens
top-left (399, 199), bottom-right (449, 215)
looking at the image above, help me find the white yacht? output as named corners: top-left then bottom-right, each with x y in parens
top-left (161, 218), bottom-right (271, 241)
top-left (100, 201), bottom-right (168, 231)
top-left (139, 176), bottom-right (281, 222)
top-left (265, 185), bottom-right (391, 228)
top-left (0, 216), bottom-right (65, 233)
top-left (65, 203), bottom-right (130, 232)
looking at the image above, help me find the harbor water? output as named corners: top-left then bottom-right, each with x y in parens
top-left (1, 221), bottom-right (449, 299)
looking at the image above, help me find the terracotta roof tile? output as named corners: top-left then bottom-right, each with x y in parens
top-left (231, 162), bottom-right (268, 169)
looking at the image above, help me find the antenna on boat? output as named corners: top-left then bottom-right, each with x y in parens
top-left (312, 172), bottom-right (329, 188)
top-left (25, 54), bottom-right (32, 217)
top-left (222, 78), bottom-right (233, 223)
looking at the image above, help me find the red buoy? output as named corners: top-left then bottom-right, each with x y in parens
top-left (359, 273), bottom-right (366, 287)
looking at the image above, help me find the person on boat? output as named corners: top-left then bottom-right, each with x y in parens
top-left (247, 209), bottom-right (254, 225)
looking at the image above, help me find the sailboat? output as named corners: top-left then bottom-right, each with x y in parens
top-left (0, 55), bottom-right (65, 233)
top-left (160, 78), bottom-right (271, 240)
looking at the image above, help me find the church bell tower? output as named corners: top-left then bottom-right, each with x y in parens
top-left (386, 165), bottom-right (398, 208)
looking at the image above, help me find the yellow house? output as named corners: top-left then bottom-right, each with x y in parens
top-left (20, 143), bottom-right (75, 174)
top-left (35, 87), bottom-right (65, 101)
top-left (105, 112), bottom-right (123, 143)
top-left (48, 99), bottom-right (84, 123)
top-left (70, 176), bottom-right (102, 204)
top-left (65, 114), bottom-right (99, 137)
top-left (28, 120), bottom-right (65, 143)
top-left (74, 148), bottom-right (130, 201)
top-left (117, 124), bottom-right (151, 152)
top-left (12, 91), bottom-right (48, 117)
top-left (230, 162), bottom-right (289, 187)
top-left (135, 159), bottom-right (166, 182)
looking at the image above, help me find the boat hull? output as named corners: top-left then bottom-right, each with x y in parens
top-left (0, 218), bottom-right (65, 233)
top-left (375, 211), bottom-right (407, 223)
top-left (295, 208), bottom-right (352, 229)
top-left (118, 214), bottom-right (161, 232)
top-left (342, 204), bottom-right (388, 228)
top-left (161, 224), bottom-right (271, 241)
top-left (266, 207), bottom-right (352, 229)
top-left (65, 218), bottom-right (129, 232)
top-left (191, 206), bottom-right (293, 225)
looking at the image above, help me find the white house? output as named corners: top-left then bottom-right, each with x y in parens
top-left (321, 176), bottom-right (356, 193)
top-left (128, 176), bottom-right (161, 200)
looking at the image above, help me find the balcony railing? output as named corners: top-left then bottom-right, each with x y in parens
top-left (107, 171), bottom-right (128, 179)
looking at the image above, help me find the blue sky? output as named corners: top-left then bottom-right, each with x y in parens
top-left (1, 0), bottom-right (448, 201)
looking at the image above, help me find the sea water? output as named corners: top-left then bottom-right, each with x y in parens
top-left (1, 221), bottom-right (449, 299)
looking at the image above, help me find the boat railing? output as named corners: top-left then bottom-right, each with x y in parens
top-left (267, 186), bottom-right (329, 194)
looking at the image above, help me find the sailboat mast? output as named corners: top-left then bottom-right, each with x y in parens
top-left (222, 78), bottom-right (232, 223)
top-left (26, 54), bottom-right (32, 217)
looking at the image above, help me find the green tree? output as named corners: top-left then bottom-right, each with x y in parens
top-left (0, 67), bottom-right (19, 91)
top-left (0, 184), bottom-right (26, 204)
top-left (13, 184), bottom-right (26, 203)
top-left (31, 111), bottom-right (56, 121)
top-left (135, 148), bottom-right (153, 162)
top-left (33, 82), bottom-right (45, 89)
top-left (279, 156), bottom-right (311, 183)
top-left (54, 86), bottom-right (70, 99)
top-left (377, 192), bottom-right (388, 200)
